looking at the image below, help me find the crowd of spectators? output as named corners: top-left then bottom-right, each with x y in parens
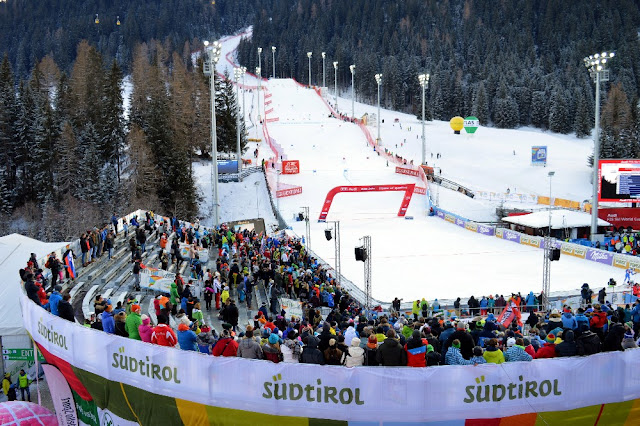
top-left (22, 216), bottom-right (640, 369)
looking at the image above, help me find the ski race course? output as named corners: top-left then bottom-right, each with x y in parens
top-left (211, 31), bottom-right (623, 304)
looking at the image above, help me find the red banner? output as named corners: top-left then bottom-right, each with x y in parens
top-left (265, 100), bottom-right (272, 106)
top-left (414, 187), bottom-right (426, 195)
top-left (265, 117), bottom-right (279, 123)
top-left (598, 207), bottom-right (640, 229)
top-left (318, 184), bottom-right (416, 221)
top-left (265, 93), bottom-right (272, 98)
top-left (276, 186), bottom-right (302, 198)
top-left (282, 160), bottom-right (300, 174)
top-left (395, 166), bottom-right (420, 177)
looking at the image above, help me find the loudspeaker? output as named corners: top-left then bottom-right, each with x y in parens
top-left (549, 248), bottom-right (561, 261)
top-left (325, 229), bottom-right (332, 241)
top-left (355, 246), bottom-right (367, 262)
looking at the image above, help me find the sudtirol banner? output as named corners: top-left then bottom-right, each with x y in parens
top-left (20, 291), bottom-right (640, 423)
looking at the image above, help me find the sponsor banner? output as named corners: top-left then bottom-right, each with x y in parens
top-left (279, 297), bottom-right (304, 318)
top-left (282, 160), bottom-right (300, 174)
top-left (73, 390), bottom-right (99, 426)
top-left (96, 408), bottom-right (138, 426)
top-left (599, 207), bottom-right (640, 229)
top-left (413, 187), bottom-right (426, 195)
top-left (455, 217), bottom-right (466, 228)
top-left (264, 107), bottom-right (274, 115)
top-left (394, 166), bottom-right (420, 177)
top-left (502, 229), bottom-right (521, 244)
top-left (139, 267), bottom-right (176, 293)
top-left (531, 146), bottom-right (547, 166)
top-left (586, 248), bottom-right (615, 266)
top-left (495, 228), bottom-right (504, 239)
top-left (179, 244), bottom-right (209, 264)
top-left (42, 364), bottom-right (79, 426)
top-left (629, 257), bottom-right (640, 271)
top-left (21, 294), bottom-right (640, 423)
top-left (265, 117), bottom-right (280, 123)
top-left (444, 213), bottom-right (456, 223)
top-left (265, 99), bottom-right (272, 106)
top-left (436, 210), bottom-right (445, 219)
top-left (276, 186), bottom-right (302, 198)
top-left (318, 184), bottom-right (415, 221)
top-left (477, 224), bottom-right (495, 236)
top-left (264, 92), bottom-right (272, 98)
top-left (465, 222), bottom-right (478, 232)
top-left (572, 245), bottom-right (587, 259)
top-left (521, 235), bottom-right (542, 248)
top-left (613, 254), bottom-right (630, 269)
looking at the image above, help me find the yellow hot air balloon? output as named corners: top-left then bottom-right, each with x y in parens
top-left (450, 116), bottom-right (464, 134)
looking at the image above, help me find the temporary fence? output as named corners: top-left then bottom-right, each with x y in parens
top-left (21, 291), bottom-right (640, 425)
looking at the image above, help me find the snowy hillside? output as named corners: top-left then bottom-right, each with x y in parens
top-left (192, 32), bottom-right (623, 303)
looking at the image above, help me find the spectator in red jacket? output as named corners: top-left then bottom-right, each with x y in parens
top-left (151, 314), bottom-right (177, 347)
top-left (212, 330), bottom-right (238, 357)
top-left (590, 305), bottom-right (608, 340)
top-left (405, 330), bottom-right (428, 367)
top-left (534, 334), bottom-right (557, 359)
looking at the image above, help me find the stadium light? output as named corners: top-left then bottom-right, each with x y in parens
top-left (418, 73), bottom-right (430, 165)
top-left (333, 61), bottom-right (339, 112)
top-left (307, 52), bottom-right (313, 86)
top-left (203, 40), bottom-right (222, 225)
top-left (375, 73), bottom-right (383, 145)
top-left (584, 51), bottom-right (615, 242)
top-left (350, 65), bottom-right (356, 119)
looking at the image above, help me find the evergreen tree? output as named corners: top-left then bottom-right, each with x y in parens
top-left (574, 89), bottom-right (592, 139)
top-left (471, 82), bottom-right (489, 125)
top-left (101, 60), bottom-right (126, 181)
top-left (530, 91), bottom-right (548, 129)
top-left (0, 54), bottom-right (18, 209)
top-left (548, 89), bottom-right (571, 134)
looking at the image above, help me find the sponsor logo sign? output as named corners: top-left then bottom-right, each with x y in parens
top-left (455, 218), bottom-right (466, 227)
top-left (38, 317), bottom-right (69, 351)
top-left (395, 166), bottom-right (420, 177)
top-left (598, 208), bottom-right (640, 229)
top-left (463, 375), bottom-right (561, 404)
top-left (613, 255), bottom-right (629, 269)
top-left (478, 225), bottom-right (495, 236)
top-left (495, 228), bottom-right (504, 238)
top-left (282, 160), bottom-right (300, 174)
top-left (586, 249), bottom-right (614, 266)
top-left (521, 236), bottom-right (541, 248)
top-left (445, 214), bottom-right (456, 223)
top-left (276, 186), bottom-right (302, 198)
top-left (414, 187), bottom-right (426, 195)
top-left (111, 346), bottom-right (181, 384)
top-left (503, 230), bottom-right (521, 243)
top-left (571, 246), bottom-right (587, 259)
top-left (465, 222), bottom-right (478, 232)
top-left (262, 374), bottom-right (365, 406)
top-left (436, 210), bottom-right (445, 219)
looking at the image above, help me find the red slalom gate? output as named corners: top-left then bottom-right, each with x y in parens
top-left (318, 184), bottom-right (416, 221)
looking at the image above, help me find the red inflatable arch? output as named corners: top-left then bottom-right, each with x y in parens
top-left (318, 184), bottom-right (416, 222)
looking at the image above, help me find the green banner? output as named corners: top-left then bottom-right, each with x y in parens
top-left (73, 389), bottom-right (99, 426)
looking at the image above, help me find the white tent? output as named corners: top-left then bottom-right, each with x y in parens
top-left (502, 209), bottom-right (610, 230)
top-left (0, 234), bottom-right (68, 336)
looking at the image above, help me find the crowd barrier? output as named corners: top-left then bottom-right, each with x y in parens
top-left (21, 291), bottom-right (640, 425)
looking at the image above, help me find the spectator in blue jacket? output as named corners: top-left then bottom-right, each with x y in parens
top-left (445, 340), bottom-right (473, 365)
top-left (102, 304), bottom-right (115, 334)
top-left (575, 308), bottom-right (590, 332)
top-left (177, 323), bottom-right (198, 351)
top-left (525, 291), bottom-right (537, 313)
top-left (504, 338), bottom-right (533, 362)
top-left (46, 285), bottom-right (63, 316)
top-left (561, 309), bottom-right (577, 330)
